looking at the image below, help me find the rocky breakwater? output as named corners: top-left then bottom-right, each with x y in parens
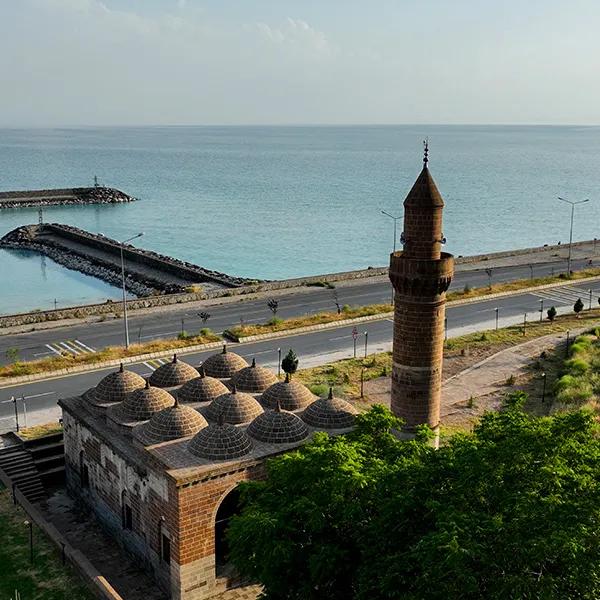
top-left (0, 186), bottom-right (135, 209)
top-left (0, 224), bottom-right (256, 298)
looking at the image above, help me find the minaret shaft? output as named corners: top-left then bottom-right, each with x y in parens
top-left (389, 158), bottom-right (454, 433)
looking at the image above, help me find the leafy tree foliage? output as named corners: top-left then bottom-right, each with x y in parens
top-left (227, 398), bottom-right (600, 600)
top-left (574, 297), bottom-right (585, 314)
top-left (547, 305), bottom-right (557, 321)
top-left (281, 349), bottom-right (299, 377)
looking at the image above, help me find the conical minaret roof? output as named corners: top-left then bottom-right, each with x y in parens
top-left (403, 142), bottom-right (444, 209)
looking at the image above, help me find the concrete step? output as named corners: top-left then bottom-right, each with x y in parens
top-left (0, 446), bottom-right (46, 503)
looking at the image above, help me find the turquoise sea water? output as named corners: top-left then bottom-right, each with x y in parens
top-left (1, 125), bottom-right (599, 315)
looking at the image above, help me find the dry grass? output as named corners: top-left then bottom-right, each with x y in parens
top-left (227, 304), bottom-right (392, 339)
top-left (295, 353), bottom-right (392, 400)
top-left (0, 486), bottom-right (93, 600)
top-left (447, 267), bottom-right (600, 302)
top-left (0, 331), bottom-right (220, 379)
top-left (18, 422), bottom-right (63, 441)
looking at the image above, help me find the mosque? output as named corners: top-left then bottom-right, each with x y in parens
top-left (59, 147), bottom-right (453, 599)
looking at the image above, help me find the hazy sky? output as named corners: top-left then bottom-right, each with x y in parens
top-left (2, 0), bottom-right (600, 126)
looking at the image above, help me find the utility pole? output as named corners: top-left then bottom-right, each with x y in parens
top-left (120, 232), bottom-right (144, 348)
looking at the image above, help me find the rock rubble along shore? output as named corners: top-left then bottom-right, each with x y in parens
top-left (0, 224), bottom-right (256, 297)
top-left (0, 186), bottom-right (135, 209)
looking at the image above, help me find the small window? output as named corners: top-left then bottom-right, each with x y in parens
top-left (123, 504), bottom-right (133, 530)
top-left (161, 534), bottom-right (171, 564)
top-left (81, 464), bottom-right (90, 488)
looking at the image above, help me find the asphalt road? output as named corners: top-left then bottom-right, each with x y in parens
top-left (0, 256), bottom-right (596, 366)
top-left (2, 275), bottom-right (600, 431)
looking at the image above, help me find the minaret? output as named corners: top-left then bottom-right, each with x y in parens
top-left (389, 142), bottom-right (454, 438)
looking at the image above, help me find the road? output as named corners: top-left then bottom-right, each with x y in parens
top-left (1, 275), bottom-right (600, 432)
top-left (0, 256), bottom-right (596, 366)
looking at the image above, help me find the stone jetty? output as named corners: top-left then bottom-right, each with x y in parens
top-left (0, 186), bottom-right (135, 209)
top-left (0, 224), bottom-right (256, 297)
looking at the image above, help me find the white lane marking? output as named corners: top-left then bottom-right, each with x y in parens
top-left (60, 341), bottom-right (82, 355)
top-left (143, 362), bottom-right (156, 371)
top-left (1, 391), bottom-right (56, 403)
top-left (34, 350), bottom-right (54, 357)
top-left (139, 331), bottom-right (179, 340)
top-left (45, 343), bottom-right (63, 356)
top-left (329, 335), bottom-right (351, 341)
top-left (74, 339), bottom-right (96, 353)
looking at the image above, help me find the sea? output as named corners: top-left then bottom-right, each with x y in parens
top-left (1, 125), bottom-right (599, 315)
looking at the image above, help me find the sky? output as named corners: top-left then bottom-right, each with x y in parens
top-left (2, 0), bottom-right (600, 126)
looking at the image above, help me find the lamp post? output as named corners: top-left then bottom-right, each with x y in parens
top-left (24, 520), bottom-right (33, 564)
top-left (558, 197), bottom-right (589, 275)
top-left (494, 307), bottom-right (499, 331)
top-left (120, 232), bottom-right (144, 349)
top-left (539, 298), bottom-right (544, 323)
top-left (277, 348), bottom-right (282, 378)
top-left (364, 331), bottom-right (369, 358)
top-left (541, 372), bottom-right (547, 404)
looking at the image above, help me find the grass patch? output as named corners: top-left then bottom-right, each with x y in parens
top-left (444, 308), bottom-right (600, 353)
top-left (227, 304), bottom-right (391, 338)
top-left (18, 423), bottom-right (63, 441)
top-left (0, 331), bottom-right (221, 380)
top-left (0, 486), bottom-right (94, 600)
top-left (295, 352), bottom-right (392, 400)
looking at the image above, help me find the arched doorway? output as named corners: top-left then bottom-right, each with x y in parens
top-left (215, 487), bottom-right (241, 568)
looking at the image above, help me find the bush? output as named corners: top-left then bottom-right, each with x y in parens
top-left (574, 298), bottom-right (584, 314)
top-left (565, 357), bottom-right (589, 375)
top-left (267, 317), bottom-right (283, 326)
top-left (177, 331), bottom-right (190, 340)
top-left (307, 383), bottom-right (329, 397)
top-left (199, 327), bottom-right (212, 337)
top-left (547, 306), bottom-right (557, 322)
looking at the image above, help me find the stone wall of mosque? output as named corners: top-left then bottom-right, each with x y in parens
top-left (62, 410), bottom-right (178, 596)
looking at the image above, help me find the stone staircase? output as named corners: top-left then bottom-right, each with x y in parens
top-left (0, 444), bottom-right (46, 503)
top-left (24, 432), bottom-right (65, 486)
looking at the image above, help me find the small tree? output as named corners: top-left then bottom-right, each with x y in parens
top-left (281, 349), bottom-right (299, 378)
top-left (198, 311), bottom-right (211, 326)
top-left (547, 306), bottom-right (557, 322)
top-left (267, 299), bottom-right (279, 315)
top-left (485, 268), bottom-right (493, 289)
top-left (332, 291), bottom-right (342, 314)
top-left (574, 298), bottom-right (584, 316)
top-left (5, 347), bottom-right (19, 363)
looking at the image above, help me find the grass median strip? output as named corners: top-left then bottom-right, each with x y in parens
top-left (0, 331), bottom-right (220, 379)
top-left (0, 486), bottom-right (93, 600)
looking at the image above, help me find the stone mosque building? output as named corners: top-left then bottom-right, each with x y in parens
top-left (59, 148), bottom-right (453, 599)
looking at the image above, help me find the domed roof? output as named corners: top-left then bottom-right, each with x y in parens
top-left (205, 385), bottom-right (264, 424)
top-left (188, 419), bottom-right (253, 461)
top-left (247, 403), bottom-right (309, 444)
top-left (302, 387), bottom-right (358, 429)
top-left (202, 345), bottom-right (248, 379)
top-left (136, 399), bottom-right (207, 445)
top-left (177, 366), bottom-right (229, 404)
top-left (231, 358), bottom-right (278, 393)
top-left (148, 354), bottom-right (198, 388)
top-left (261, 374), bottom-right (316, 411)
top-left (86, 364), bottom-right (145, 405)
top-left (112, 380), bottom-right (175, 422)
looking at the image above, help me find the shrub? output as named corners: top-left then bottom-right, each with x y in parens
top-left (565, 357), bottom-right (589, 375)
top-left (282, 349), bottom-right (299, 377)
top-left (505, 374), bottom-right (516, 386)
top-left (574, 298), bottom-right (584, 314)
top-left (267, 317), bottom-right (283, 326)
top-left (307, 383), bottom-right (329, 397)
top-left (199, 327), bottom-right (212, 337)
top-left (178, 331), bottom-right (190, 340)
top-left (547, 306), bottom-right (557, 322)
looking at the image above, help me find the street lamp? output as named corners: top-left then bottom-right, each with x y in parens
top-left (558, 197), bottom-right (589, 275)
top-left (381, 210), bottom-right (402, 254)
top-left (120, 232), bottom-right (144, 348)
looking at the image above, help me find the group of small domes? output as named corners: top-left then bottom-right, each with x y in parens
top-left (85, 345), bottom-right (357, 461)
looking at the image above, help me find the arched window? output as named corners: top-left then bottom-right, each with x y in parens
top-left (79, 451), bottom-right (89, 488)
top-left (158, 518), bottom-right (171, 565)
top-left (215, 487), bottom-right (241, 568)
top-left (121, 490), bottom-right (133, 530)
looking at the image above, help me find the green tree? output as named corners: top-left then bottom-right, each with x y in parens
top-left (574, 297), bottom-right (585, 315)
top-left (547, 306), bottom-right (557, 322)
top-left (281, 349), bottom-right (299, 378)
top-left (5, 347), bottom-right (19, 363)
top-left (228, 400), bottom-right (600, 600)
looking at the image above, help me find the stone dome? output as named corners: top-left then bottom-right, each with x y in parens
top-left (302, 387), bottom-right (358, 430)
top-left (261, 374), bottom-right (316, 411)
top-left (177, 366), bottom-right (229, 404)
top-left (148, 354), bottom-right (198, 388)
top-left (86, 363), bottom-right (145, 405)
top-left (205, 385), bottom-right (264, 425)
top-left (247, 403), bottom-right (309, 444)
top-left (113, 381), bottom-right (175, 422)
top-left (136, 399), bottom-right (207, 445)
top-left (188, 420), bottom-right (253, 461)
top-left (231, 358), bottom-right (278, 393)
top-left (201, 345), bottom-right (248, 379)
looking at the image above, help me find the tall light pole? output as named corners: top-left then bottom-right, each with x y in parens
top-left (558, 197), bottom-right (589, 275)
top-left (381, 210), bottom-right (402, 254)
top-left (120, 232), bottom-right (144, 348)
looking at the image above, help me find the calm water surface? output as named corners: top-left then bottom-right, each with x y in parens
top-left (1, 125), bottom-right (599, 314)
